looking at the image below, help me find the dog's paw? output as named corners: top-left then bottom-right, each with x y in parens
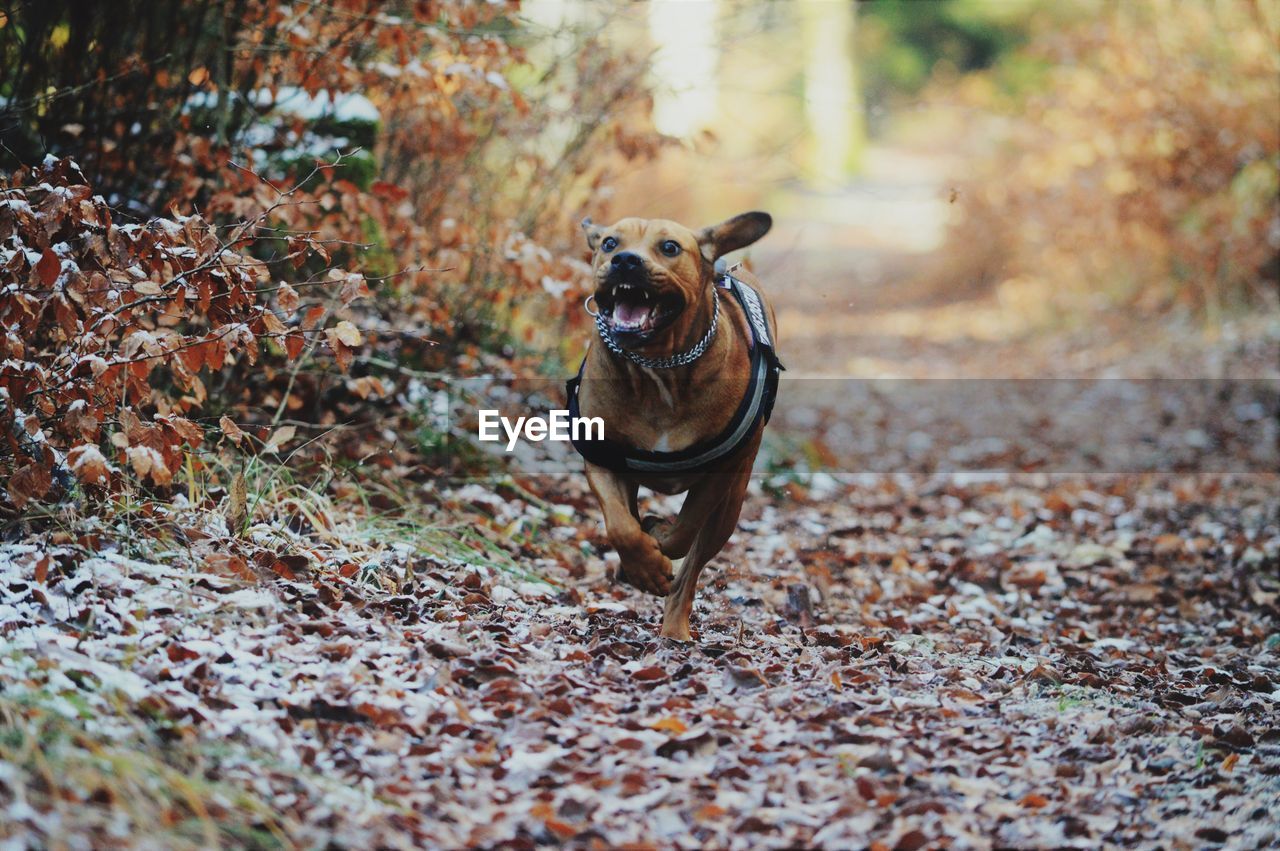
top-left (642, 515), bottom-right (689, 559)
top-left (617, 544), bottom-right (673, 597)
top-left (641, 514), bottom-right (669, 536)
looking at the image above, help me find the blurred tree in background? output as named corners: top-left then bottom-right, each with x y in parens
top-left (857, 0), bottom-right (1035, 133)
top-left (937, 0), bottom-right (1280, 319)
top-left (0, 0), bottom-right (222, 209)
top-left (0, 0), bottom-right (398, 212)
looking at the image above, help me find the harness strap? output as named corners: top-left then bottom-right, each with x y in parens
top-left (565, 275), bottom-right (783, 475)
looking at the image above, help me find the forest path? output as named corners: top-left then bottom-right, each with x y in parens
top-left (751, 144), bottom-right (1279, 379)
top-left (751, 144), bottom-right (990, 378)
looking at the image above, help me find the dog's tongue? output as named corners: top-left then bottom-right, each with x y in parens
top-left (613, 300), bottom-right (653, 329)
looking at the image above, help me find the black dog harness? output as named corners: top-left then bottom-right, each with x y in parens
top-left (565, 274), bottom-right (783, 475)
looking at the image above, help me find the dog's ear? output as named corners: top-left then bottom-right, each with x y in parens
top-left (697, 211), bottom-right (772, 262)
top-left (581, 217), bottom-right (604, 251)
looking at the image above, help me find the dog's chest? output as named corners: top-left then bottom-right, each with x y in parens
top-left (637, 366), bottom-right (680, 413)
top-left (588, 368), bottom-right (735, 452)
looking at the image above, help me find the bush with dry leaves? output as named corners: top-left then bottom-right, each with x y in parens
top-left (0, 156), bottom-right (335, 506)
top-left (0, 1), bottom-right (663, 514)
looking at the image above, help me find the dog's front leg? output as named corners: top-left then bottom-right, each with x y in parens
top-left (659, 442), bottom-right (759, 641)
top-left (642, 475), bottom-right (728, 560)
top-left (585, 463), bottom-right (673, 596)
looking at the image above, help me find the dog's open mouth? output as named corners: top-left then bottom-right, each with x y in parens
top-left (599, 281), bottom-right (682, 339)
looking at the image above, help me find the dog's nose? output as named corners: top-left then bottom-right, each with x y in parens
top-left (611, 252), bottom-right (643, 271)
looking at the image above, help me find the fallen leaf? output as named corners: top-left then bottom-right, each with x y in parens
top-left (631, 666), bottom-right (667, 682)
top-left (651, 716), bottom-right (687, 735)
top-left (226, 472), bottom-right (247, 532)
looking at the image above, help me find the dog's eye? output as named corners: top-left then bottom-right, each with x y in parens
top-left (601, 236), bottom-right (618, 253)
top-left (659, 240), bottom-right (681, 257)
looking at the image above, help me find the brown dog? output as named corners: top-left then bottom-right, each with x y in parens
top-left (567, 212), bottom-right (781, 640)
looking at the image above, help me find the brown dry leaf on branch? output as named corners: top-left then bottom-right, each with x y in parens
top-left (261, 425), bottom-right (296, 455)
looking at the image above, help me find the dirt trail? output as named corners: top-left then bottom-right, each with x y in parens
top-left (753, 146), bottom-right (955, 378)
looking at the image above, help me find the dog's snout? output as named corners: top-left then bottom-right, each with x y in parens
top-left (611, 251), bottom-right (643, 272)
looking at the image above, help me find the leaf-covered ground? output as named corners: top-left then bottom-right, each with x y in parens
top-left (2, 470), bottom-right (1277, 849)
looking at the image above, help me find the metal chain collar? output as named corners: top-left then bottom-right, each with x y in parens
top-left (594, 285), bottom-right (720, 370)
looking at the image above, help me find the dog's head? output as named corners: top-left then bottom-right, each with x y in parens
top-left (581, 211), bottom-right (771, 349)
